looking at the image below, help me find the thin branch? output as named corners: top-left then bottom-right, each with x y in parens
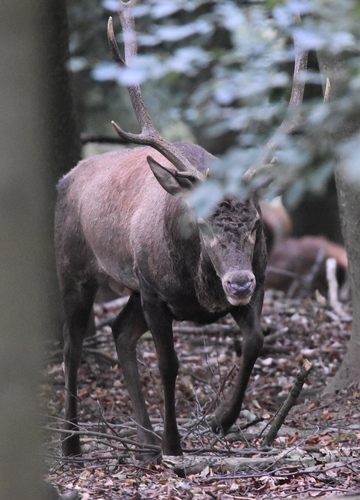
top-left (262, 359), bottom-right (312, 447)
top-left (45, 426), bottom-right (161, 452)
top-left (197, 456), bottom-right (360, 482)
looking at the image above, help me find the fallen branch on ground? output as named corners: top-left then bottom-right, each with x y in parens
top-left (262, 359), bottom-right (312, 447)
top-left (162, 449), bottom-right (291, 475)
top-left (45, 426), bottom-right (161, 453)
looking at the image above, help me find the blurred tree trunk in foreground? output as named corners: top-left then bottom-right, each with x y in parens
top-left (0, 0), bottom-right (79, 498)
top-left (46, 0), bottom-right (82, 340)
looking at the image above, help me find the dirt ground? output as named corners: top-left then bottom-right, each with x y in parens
top-left (42, 290), bottom-right (360, 499)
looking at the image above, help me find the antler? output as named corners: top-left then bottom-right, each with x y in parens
top-left (261, 36), bottom-right (308, 164)
top-left (245, 17), bottom-right (308, 182)
top-left (107, 3), bottom-right (205, 182)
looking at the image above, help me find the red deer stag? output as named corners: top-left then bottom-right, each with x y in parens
top-left (55, 2), bottom-right (266, 459)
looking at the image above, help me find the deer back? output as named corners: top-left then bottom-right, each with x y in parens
top-left (55, 143), bottom-right (210, 292)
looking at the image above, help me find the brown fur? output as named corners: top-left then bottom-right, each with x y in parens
top-left (55, 142), bottom-right (267, 459)
top-left (265, 236), bottom-right (347, 297)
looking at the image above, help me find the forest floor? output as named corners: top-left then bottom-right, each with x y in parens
top-left (42, 290), bottom-right (360, 499)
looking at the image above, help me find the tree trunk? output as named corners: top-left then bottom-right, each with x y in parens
top-left (0, 0), bottom-right (77, 498)
top-left (46, 0), bottom-right (83, 341)
top-left (324, 156), bottom-right (360, 392)
top-left (47, 1), bottom-right (82, 177)
top-left (317, 54), bottom-right (360, 393)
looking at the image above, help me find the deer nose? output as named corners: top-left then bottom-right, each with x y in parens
top-left (223, 271), bottom-right (256, 306)
top-left (229, 280), bottom-right (253, 295)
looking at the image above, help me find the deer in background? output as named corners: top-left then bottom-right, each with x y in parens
top-left (261, 202), bottom-right (348, 298)
top-left (55, 1), bottom-right (267, 460)
top-left (265, 235), bottom-right (348, 298)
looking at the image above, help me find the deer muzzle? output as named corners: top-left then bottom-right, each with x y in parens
top-left (222, 271), bottom-right (256, 306)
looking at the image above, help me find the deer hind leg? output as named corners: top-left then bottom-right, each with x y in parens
top-left (112, 293), bottom-right (161, 460)
top-left (61, 278), bottom-right (98, 457)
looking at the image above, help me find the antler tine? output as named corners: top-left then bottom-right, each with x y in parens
top-left (108, 14), bottom-right (156, 135)
top-left (119, 0), bottom-right (138, 65)
top-left (245, 17), bottom-right (308, 183)
top-left (262, 46), bottom-right (308, 165)
top-left (108, 3), bottom-right (205, 181)
top-left (107, 17), bottom-right (125, 66)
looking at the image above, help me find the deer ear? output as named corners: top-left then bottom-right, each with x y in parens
top-left (147, 156), bottom-right (193, 196)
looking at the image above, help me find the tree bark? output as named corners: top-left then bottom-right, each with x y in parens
top-left (0, 1), bottom-right (77, 498)
top-left (317, 54), bottom-right (360, 393)
top-left (46, 0), bottom-right (83, 341)
top-left (324, 156), bottom-right (360, 392)
top-left (47, 1), bottom-right (82, 177)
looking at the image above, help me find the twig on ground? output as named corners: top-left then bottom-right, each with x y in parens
top-left (196, 457), bottom-right (360, 483)
top-left (181, 365), bottom-right (236, 443)
top-left (45, 426), bottom-right (161, 453)
top-left (162, 449), bottom-right (291, 475)
top-left (262, 359), bottom-right (312, 447)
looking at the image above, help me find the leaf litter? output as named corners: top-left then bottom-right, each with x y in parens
top-left (42, 290), bottom-right (360, 499)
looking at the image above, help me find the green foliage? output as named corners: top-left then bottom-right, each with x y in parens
top-left (68, 0), bottom-right (360, 214)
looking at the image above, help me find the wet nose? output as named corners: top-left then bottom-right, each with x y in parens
top-left (228, 279), bottom-right (254, 296)
top-left (223, 271), bottom-right (256, 305)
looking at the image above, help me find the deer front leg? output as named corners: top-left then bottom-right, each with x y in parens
top-left (112, 294), bottom-right (161, 460)
top-left (211, 286), bottom-right (264, 435)
top-left (141, 295), bottom-right (182, 457)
